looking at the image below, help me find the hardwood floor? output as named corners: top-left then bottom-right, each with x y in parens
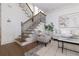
top-left (0, 41), bottom-right (37, 56)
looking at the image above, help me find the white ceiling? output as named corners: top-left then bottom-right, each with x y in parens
top-left (33, 3), bottom-right (79, 14)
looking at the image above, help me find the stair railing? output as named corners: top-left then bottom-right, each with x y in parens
top-left (21, 12), bottom-right (46, 40)
top-left (21, 3), bottom-right (46, 40)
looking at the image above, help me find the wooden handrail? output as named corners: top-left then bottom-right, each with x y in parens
top-left (26, 3), bottom-right (34, 22)
top-left (26, 4), bottom-right (46, 16)
top-left (39, 11), bottom-right (46, 16)
top-left (26, 3), bottom-right (33, 14)
top-left (23, 12), bottom-right (46, 25)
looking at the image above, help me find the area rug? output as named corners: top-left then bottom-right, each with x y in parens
top-left (24, 44), bottom-right (44, 56)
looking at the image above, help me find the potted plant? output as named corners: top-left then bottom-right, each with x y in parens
top-left (44, 23), bottom-right (54, 36)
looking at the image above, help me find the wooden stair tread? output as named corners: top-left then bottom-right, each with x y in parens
top-left (15, 38), bottom-right (36, 46)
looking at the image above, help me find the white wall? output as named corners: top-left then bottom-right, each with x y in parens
top-left (46, 4), bottom-right (79, 35)
top-left (1, 3), bottom-right (29, 45)
top-left (1, 3), bottom-right (44, 45)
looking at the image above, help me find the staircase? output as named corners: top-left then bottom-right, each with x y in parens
top-left (15, 3), bottom-right (46, 46)
top-left (21, 12), bottom-right (46, 39)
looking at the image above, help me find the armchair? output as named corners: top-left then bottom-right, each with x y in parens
top-left (37, 32), bottom-right (51, 46)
